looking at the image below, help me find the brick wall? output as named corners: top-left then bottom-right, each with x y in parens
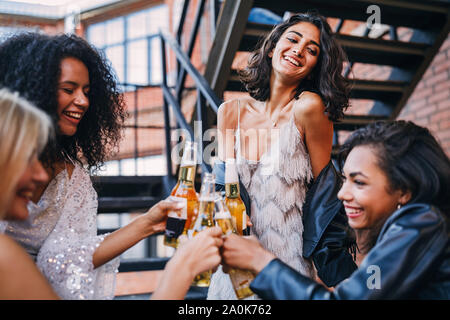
top-left (398, 34), bottom-right (450, 157)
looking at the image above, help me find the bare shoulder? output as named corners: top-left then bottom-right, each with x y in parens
top-left (0, 234), bottom-right (31, 271)
top-left (294, 91), bottom-right (326, 118)
top-left (0, 234), bottom-right (58, 299)
top-left (217, 99), bottom-right (238, 130)
top-left (293, 91), bottom-right (332, 129)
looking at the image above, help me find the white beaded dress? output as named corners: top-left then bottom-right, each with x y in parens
top-left (0, 163), bottom-right (119, 300)
top-left (207, 100), bottom-right (316, 300)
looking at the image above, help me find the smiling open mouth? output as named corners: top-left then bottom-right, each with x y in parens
top-left (63, 111), bottom-right (83, 120)
top-left (17, 190), bottom-right (33, 201)
top-left (345, 206), bottom-right (364, 218)
top-left (283, 55), bottom-right (301, 67)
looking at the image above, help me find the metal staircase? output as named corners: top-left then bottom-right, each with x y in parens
top-left (204, 0), bottom-right (450, 151)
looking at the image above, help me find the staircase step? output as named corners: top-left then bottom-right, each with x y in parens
top-left (335, 114), bottom-right (389, 131)
top-left (92, 175), bottom-right (165, 198)
top-left (350, 79), bottom-right (407, 102)
top-left (252, 0), bottom-right (449, 30)
top-left (240, 22), bottom-right (429, 69)
top-left (119, 257), bottom-right (170, 272)
top-left (98, 196), bottom-right (161, 213)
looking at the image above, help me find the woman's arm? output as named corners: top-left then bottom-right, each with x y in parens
top-left (293, 92), bottom-right (333, 178)
top-left (92, 198), bottom-right (184, 268)
top-left (151, 227), bottom-right (223, 299)
top-left (0, 234), bottom-right (59, 299)
top-left (222, 234), bottom-right (276, 274)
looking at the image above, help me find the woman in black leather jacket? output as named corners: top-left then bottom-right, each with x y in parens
top-left (221, 120), bottom-right (450, 299)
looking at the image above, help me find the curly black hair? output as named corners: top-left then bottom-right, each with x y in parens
top-left (338, 120), bottom-right (450, 215)
top-left (0, 32), bottom-right (126, 171)
top-left (239, 11), bottom-right (351, 121)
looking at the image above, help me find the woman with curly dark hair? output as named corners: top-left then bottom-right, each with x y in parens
top-left (209, 12), bottom-right (353, 299)
top-left (0, 32), bottom-right (186, 299)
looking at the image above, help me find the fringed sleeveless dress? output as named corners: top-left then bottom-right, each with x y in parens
top-left (207, 100), bottom-right (316, 300)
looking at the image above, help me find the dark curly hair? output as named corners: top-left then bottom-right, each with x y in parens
top-left (338, 120), bottom-right (450, 215)
top-left (0, 32), bottom-right (126, 171)
top-left (239, 11), bottom-right (351, 121)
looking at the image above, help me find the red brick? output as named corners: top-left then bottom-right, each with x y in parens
top-left (426, 72), bottom-right (448, 87)
top-left (423, 66), bottom-right (434, 79)
top-left (428, 90), bottom-right (449, 104)
top-left (440, 119), bottom-right (450, 130)
top-left (410, 87), bottom-right (433, 100)
top-left (437, 130), bottom-right (450, 141)
top-left (437, 99), bottom-right (450, 111)
top-left (430, 109), bottom-right (450, 123)
top-left (431, 50), bottom-right (447, 66)
top-left (406, 98), bottom-right (428, 112)
top-left (416, 105), bottom-right (437, 118)
top-left (434, 79), bottom-right (450, 93)
top-left (433, 59), bottom-right (450, 74)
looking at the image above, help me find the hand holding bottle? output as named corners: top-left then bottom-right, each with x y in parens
top-left (138, 198), bottom-right (185, 237)
top-left (151, 227), bottom-right (223, 300)
top-left (221, 234), bottom-right (276, 274)
top-left (176, 227), bottom-right (223, 276)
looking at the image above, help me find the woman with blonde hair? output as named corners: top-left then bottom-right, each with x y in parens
top-left (0, 87), bottom-right (58, 299)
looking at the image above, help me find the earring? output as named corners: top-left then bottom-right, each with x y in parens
top-left (397, 203), bottom-right (402, 210)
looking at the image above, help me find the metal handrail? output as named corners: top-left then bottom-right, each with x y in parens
top-left (160, 31), bottom-right (221, 178)
top-left (160, 31), bottom-right (222, 110)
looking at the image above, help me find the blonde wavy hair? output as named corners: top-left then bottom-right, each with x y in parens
top-left (0, 88), bottom-right (52, 219)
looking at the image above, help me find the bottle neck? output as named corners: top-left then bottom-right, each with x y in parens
top-left (178, 165), bottom-right (196, 184)
top-left (225, 182), bottom-right (240, 198)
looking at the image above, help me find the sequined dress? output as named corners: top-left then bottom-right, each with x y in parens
top-left (0, 163), bottom-right (119, 299)
top-left (207, 100), bottom-right (316, 300)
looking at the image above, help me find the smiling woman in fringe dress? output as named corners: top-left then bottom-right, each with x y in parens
top-left (208, 12), bottom-right (353, 299)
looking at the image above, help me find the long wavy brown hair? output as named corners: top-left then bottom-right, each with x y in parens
top-left (239, 11), bottom-right (351, 121)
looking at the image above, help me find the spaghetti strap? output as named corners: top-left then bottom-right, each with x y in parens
top-left (235, 99), bottom-right (241, 159)
top-left (237, 99), bottom-right (241, 130)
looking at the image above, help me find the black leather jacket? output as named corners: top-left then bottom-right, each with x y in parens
top-left (213, 160), bottom-right (357, 287)
top-left (250, 203), bottom-right (450, 299)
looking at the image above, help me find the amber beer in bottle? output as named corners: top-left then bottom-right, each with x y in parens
top-left (225, 158), bottom-right (248, 235)
top-left (214, 195), bottom-right (255, 299)
top-left (191, 173), bottom-right (216, 286)
top-left (163, 141), bottom-right (199, 248)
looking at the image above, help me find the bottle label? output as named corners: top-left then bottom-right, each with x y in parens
top-left (164, 196), bottom-right (187, 241)
top-left (164, 216), bottom-right (186, 239)
top-left (242, 211), bottom-right (247, 231)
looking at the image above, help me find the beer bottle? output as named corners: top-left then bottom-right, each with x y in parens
top-left (191, 172), bottom-right (216, 286)
top-left (164, 140), bottom-right (199, 248)
top-left (214, 195), bottom-right (255, 299)
top-left (225, 158), bottom-right (248, 236)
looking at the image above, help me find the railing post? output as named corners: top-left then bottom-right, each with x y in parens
top-left (176, 0), bottom-right (190, 77)
top-left (134, 88), bottom-right (138, 175)
top-left (195, 88), bottom-right (208, 176)
top-left (175, 0), bottom-right (207, 104)
top-left (160, 34), bottom-right (174, 183)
